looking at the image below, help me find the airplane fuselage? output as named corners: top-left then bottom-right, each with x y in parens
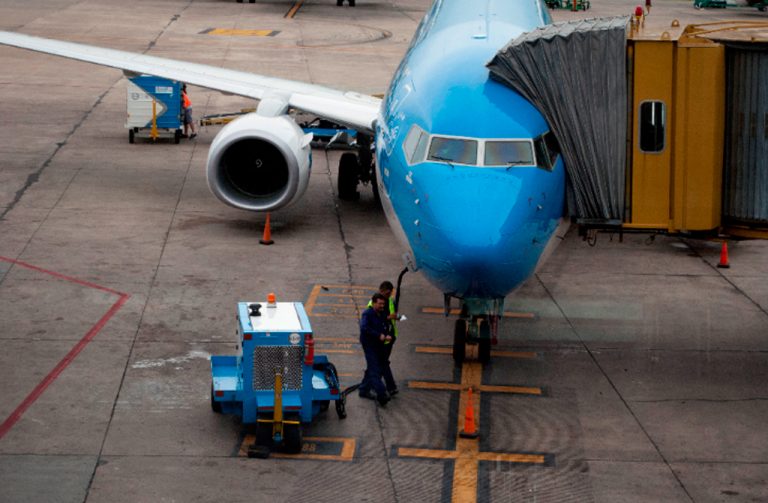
top-left (376, 0), bottom-right (566, 311)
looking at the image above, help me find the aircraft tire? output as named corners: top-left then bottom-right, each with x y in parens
top-left (337, 0), bottom-right (343, 5)
top-left (349, 0), bottom-right (356, 5)
top-left (453, 319), bottom-right (466, 364)
top-left (129, 129), bottom-right (135, 144)
top-left (371, 165), bottom-right (381, 205)
top-left (478, 319), bottom-right (491, 363)
top-left (338, 153), bottom-right (360, 200)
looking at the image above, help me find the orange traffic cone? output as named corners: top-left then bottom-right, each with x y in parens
top-left (260, 213), bottom-right (274, 245)
top-left (717, 241), bottom-right (730, 269)
top-left (459, 387), bottom-right (479, 439)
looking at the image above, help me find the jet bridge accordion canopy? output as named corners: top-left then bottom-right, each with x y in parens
top-left (488, 16), bottom-right (630, 223)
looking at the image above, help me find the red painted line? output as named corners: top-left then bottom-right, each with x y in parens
top-left (0, 256), bottom-right (130, 440)
top-left (0, 255), bottom-right (124, 296)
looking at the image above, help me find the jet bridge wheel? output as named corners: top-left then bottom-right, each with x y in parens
top-left (338, 153), bottom-right (360, 200)
top-left (453, 319), bottom-right (467, 364)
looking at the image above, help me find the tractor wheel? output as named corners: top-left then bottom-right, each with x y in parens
top-left (210, 384), bottom-right (222, 413)
top-left (283, 419), bottom-right (303, 454)
top-left (174, 129), bottom-right (181, 144)
top-left (453, 319), bottom-right (467, 365)
top-left (255, 418), bottom-right (273, 446)
top-left (319, 400), bottom-right (330, 412)
top-left (338, 153), bottom-right (360, 200)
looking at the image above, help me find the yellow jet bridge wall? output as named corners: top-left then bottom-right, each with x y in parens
top-left (626, 37), bottom-right (725, 233)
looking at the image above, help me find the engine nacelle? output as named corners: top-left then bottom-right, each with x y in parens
top-left (206, 114), bottom-right (312, 212)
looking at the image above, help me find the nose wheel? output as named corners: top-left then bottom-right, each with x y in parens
top-left (452, 317), bottom-right (492, 365)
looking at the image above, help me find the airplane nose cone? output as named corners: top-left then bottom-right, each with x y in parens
top-left (407, 167), bottom-right (560, 298)
top-left (423, 170), bottom-right (523, 250)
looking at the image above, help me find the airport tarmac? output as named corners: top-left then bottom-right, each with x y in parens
top-left (1, 0), bottom-right (768, 502)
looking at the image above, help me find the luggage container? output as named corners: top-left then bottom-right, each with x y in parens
top-left (125, 75), bottom-right (183, 144)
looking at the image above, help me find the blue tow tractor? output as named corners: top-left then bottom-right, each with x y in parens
top-left (210, 295), bottom-right (348, 457)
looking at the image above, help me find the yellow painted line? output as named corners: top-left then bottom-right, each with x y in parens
top-left (414, 346), bottom-right (537, 360)
top-left (240, 435), bottom-right (356, 461)
top-left (491, 350), bottom-right (537, 359)
top-left (284, 0), bottom-right (304, 19)
top-left (477, 452), bottom-right (546, 464)
top-left (409, 381), bottom-right (463, 391)
top-left (312, 302), bottom-right (360, 308)
top-left (315, 284), bottom-right (378, 291)
top-left (398, 447), bottom-right (457, 460)
top-left (314, 293), bottom-right (371, 299)
top-left (415, 346), bottom-right (453, 355)
top-left (479, 384), bottom-right (542, 396)
top-left (408, 381), bottom-right (541, 396)
top-left (319, 349), bottom-right (357, 355)
top-left (315, 337), bottom-right (359, 343)
top-left (304, 284), bottom-right (322, 316)
top-left (305, 313), bottom-right (358, 319)
top-left (421, 307), bottom-right (536, 319)
top-left (204, 28), bottom-right (278, 37)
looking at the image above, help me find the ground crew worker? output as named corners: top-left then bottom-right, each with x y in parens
top-left (181, 84), bottom-right (197, 139)
top-left (358, 293), bottom-right (391, 406)
top-left (367, 281), bottom-right (399, 396)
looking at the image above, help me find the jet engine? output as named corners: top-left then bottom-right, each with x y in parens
top-left (206, 114), bottom-right (313, 212)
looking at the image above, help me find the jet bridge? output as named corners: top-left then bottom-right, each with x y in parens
top-left (488, 17), bottom-right (768, 238)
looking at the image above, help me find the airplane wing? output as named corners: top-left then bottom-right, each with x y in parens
top-left (0, 31), bottom-right (381, 132)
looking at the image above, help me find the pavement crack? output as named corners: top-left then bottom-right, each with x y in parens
top-left (683, 238), bottom-right (768, 322)
top-left (535, 273), bottom-right (696, 503)
top-left (81, 3), bottom-right (197, 501)
top-left (0, 86), bottom-right (111, 222)
top-left (632, 397), bottom-right (768, 404)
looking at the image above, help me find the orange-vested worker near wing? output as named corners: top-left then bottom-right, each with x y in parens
top-left (181, 83), bottom-right (197, 139)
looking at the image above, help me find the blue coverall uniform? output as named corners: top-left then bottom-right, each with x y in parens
top-left (358, 306), bottom-right (390, 398)
top-left (367, 297), bottom-right (398, 393)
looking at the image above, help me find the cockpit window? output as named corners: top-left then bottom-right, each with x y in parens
top-left (428, 137), bottom-right (478, 165)
top-left (403, 125), bottom-right (430, 165)
top-left (484, 141), bottom-right (534, 166)
top-left (533, 131), bottom-right (560, 171)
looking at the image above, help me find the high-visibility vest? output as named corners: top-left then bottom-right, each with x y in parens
top-left (182, 91), bottom-right (191, 108)
top-left (367, 297), bottom-right (397, 340)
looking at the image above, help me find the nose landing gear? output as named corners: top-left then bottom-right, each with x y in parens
top-left (452, 314), bottom-right (493, 365)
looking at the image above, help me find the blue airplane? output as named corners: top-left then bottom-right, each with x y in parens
top-left (0, 0), bottom-right (566, 363)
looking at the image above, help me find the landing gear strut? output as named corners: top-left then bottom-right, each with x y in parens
top-left (337, 134), bottom-right (378, 203)
top-left (451, 302), bottom-right (494, 365)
